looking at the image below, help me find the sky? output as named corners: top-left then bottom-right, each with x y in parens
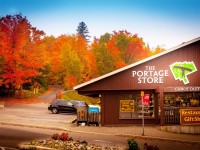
top-left (0, 0), bottom-right (200, 49)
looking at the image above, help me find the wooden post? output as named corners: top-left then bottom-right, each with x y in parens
top-left (100, 93), bottom-right (104, 126)
top-left (154, 94), bottom-right (159, 124)
top-left (159, 87), bottom-right (165, 125)
top-left (36, 87), bottom-right (38, 94)
top-left (0, 101), bottom-right (4, 108)
top-left (33, 88), bottom-right (36, 95)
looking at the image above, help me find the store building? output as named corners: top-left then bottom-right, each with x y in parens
top-left (74, 37), bottom-right (200, 126)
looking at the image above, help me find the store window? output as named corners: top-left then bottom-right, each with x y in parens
top-left (164, 92), bottom-right (200, 107)
top-left (119, 93), bottom-right (155, 119)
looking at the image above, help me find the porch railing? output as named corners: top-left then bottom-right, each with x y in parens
top-left (164, 107), bottom-right (180, 124)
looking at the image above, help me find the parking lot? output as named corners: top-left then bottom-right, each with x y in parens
top-left (0, 103), bottom-right (77, 126)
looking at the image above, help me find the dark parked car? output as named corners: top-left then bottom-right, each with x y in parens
top-left (48, 99), bottom-right (88, 114)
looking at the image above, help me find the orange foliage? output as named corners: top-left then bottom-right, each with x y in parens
top-left (3, 97), bottom-right (40, 104)
top-left (126, 34), bottom-right (151, 62)
top-left (115, 61), bottom-right (127, 69)
top-left (152, 46), bottom-right (166, 55)
top-left (64, 75), bottom-right (78, 89)
top-left (106, 38), bottom-right (120, 59)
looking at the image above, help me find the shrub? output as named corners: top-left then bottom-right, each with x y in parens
top-left (127, 138), bottom-right (139, 150)
top-left (52, 133), bottom-right (69, 141)
top-left (24, 90), bottom-right (34, 98)
top-left (144, 143), bottom-right (159, 150)
top-left (80, 140), bottom-right (88, 145)
top-left (52, 133), bottom-right (59, 140)
top-left (59, 132), bottom-right (68, 141)
top-left (68, 137), bottom-right (73, 141)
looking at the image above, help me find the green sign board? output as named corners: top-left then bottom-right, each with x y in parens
top-left (170, 61), bottom-right (197, 84)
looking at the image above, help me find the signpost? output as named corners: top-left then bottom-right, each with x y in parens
top-left (141, 91), bottom-right (144, 136)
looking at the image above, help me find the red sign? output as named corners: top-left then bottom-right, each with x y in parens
top-left (144, 94), bottom-right (150, 106)
top-left (140, 94), bottom-right (150, 106)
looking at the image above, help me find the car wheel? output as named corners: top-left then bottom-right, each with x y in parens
top-left (52, 107), bottom-right (59, 114)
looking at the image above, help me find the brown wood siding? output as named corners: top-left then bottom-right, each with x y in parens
top-left (101, 91), bottom-right (157, 126)
top-left (103, 93), bottom-right (119, 125)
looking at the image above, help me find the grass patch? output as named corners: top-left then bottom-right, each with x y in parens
top-left (61, 91), bottom-right (100, 105)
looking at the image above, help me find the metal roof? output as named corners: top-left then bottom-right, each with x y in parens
top-left (74, 37), bottom-right (200, 90)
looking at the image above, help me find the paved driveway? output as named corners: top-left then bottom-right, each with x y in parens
top-left (0, 103), bottom-right (76, 126)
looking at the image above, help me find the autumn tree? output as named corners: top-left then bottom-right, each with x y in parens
top-left (40, 34), bottom-right (96, 89)
top-left (126, 34), bottom-right (151, 62)
top-left (0, 14), bottom-right (45, 94)
top-left (112, 30), bottom-right (151, 64)
top-left (72, 35), bottom-right (98, 81)
top-left (90, 30), bottom-right (151, 77)
top-left (92, 34), bottom-right (116, 75)
top-left (76, 21), bottom-right (91, 42)
top-left (99, 33), bottom-right (111, 43)
top-left (151, 45), bottom-right (166, 55)
top-left (61, 44), bottom-right (82, 89)
top-left (35, 36), bottom-right (56, 89)
top-left (113, 30), bottom-right (130, 63)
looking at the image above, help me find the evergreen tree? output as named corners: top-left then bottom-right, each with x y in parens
top-left (76, 21), bottom-right (91, 42)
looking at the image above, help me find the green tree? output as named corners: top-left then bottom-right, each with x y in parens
top-left (76, 21), bottom-right (91, 42)
top-left (99, 33), bottom-right (111, 44)
top-left (60, 44), bottom-right (82, 89)
top-left (92, 43), bottom-right (115, 75)
top-left (113, 30), bottom-right (131, 63)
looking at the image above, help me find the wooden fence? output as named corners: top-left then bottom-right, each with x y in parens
top-left (88, 112), bottom-right (100, 126)
top-left (77, 110), bottom-right (88, 125)
top-left (77, 111), bottom-right (100, 126)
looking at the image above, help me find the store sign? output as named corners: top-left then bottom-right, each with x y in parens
top-left (120, 100), bottom-right (134, 112)
top-left (180, 109), bottom-right (200, 125)
top-left (132, 66), bottom-right (169, 84)
top-left (164, 86), bottom-right (200, 92)
top-left (170, 61), bottom-right (197, 84)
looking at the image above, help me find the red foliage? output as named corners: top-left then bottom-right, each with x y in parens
top-left (64, 75), bottom-right (78, 89)
top-left (59, 133), bottom-right (68, 141)
top-left (52, 133), bottom-right (68, 141)
top-left (0, 14), bottom-right (45, 89)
